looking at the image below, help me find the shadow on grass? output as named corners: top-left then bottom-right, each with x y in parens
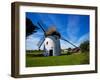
top-left (26, 53), bottom-right (44, 57)
top-left (26, 53), bottom-right (70, 58)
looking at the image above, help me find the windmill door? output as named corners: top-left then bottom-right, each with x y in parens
top-left (49, 50), bottom-right (53, 56)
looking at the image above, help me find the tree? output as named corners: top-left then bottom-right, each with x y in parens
top-left (80, 40), bottom-right (89, 52)
top-left (26, 17), bottom-right (39, 37)
top-left (67, 48), bottom-right (72, 55)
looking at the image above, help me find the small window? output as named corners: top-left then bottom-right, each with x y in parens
top-left (46, 41), bottom-right (48, 45)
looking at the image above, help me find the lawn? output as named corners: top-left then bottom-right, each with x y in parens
top-left (26, 51), bottom-right (89, 67)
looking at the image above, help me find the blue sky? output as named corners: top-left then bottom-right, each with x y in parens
top-left (26, 12), bottom-right (90, 50)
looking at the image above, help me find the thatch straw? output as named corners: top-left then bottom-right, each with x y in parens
top-left (46, 26), bottom-right (61, 38)
top-left (46, 26), bottom-right (56, 35)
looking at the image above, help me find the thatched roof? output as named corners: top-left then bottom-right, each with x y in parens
top-left (45, 27), bottom-right (61, 38)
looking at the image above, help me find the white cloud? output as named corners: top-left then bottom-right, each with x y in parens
top-left (60, 33), bottom-right (89, 49)
top-left (75, 33), bottom-right (89, 46)
top-left (60, 39), bottom-right (75, 49)
top-left (67, 16), bottom-right (80, 42)
top-left (26, 34), bottom-right (41, 50)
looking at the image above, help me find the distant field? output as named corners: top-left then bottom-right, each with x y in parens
top-left (26, 51), bottom-right (89, 67)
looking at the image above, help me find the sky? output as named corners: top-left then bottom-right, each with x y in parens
top-left (26, 12), bottom-right (90, 50)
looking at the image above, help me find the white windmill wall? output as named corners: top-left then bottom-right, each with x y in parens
top-left (44, 36), bottom-right (61, 56)
top-left (44, 37), bottom-right (54, 51)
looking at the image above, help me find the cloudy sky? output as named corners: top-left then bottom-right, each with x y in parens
top-left (26, 12), bottom-right (90, 50)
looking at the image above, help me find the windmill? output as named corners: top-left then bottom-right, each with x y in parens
top-left (37, 21), bottom-right (78, 56)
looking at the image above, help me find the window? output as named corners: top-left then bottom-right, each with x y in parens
top-left (46, 41), bottom-right (48, 45)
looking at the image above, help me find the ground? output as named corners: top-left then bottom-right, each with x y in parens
top-left (26, 51), bottom-right (89, 67)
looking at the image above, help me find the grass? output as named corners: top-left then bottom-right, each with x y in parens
top-left (26, 51), bottom-right (89, 67)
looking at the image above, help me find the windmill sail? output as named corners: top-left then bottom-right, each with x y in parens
top-left (36, 21), bottom-right (47, 50)
top-left (61, 37), bottom-right (77, 48)
top-left (38, 22), bottom-right (46, 35)
top-left (37, 36), bottom-right (45, 49)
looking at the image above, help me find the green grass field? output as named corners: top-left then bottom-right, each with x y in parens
top-left (26, 51), bottom-right (89, 67)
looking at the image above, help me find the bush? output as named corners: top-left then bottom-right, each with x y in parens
top-left (80, 40), bottom-right (89, 52)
